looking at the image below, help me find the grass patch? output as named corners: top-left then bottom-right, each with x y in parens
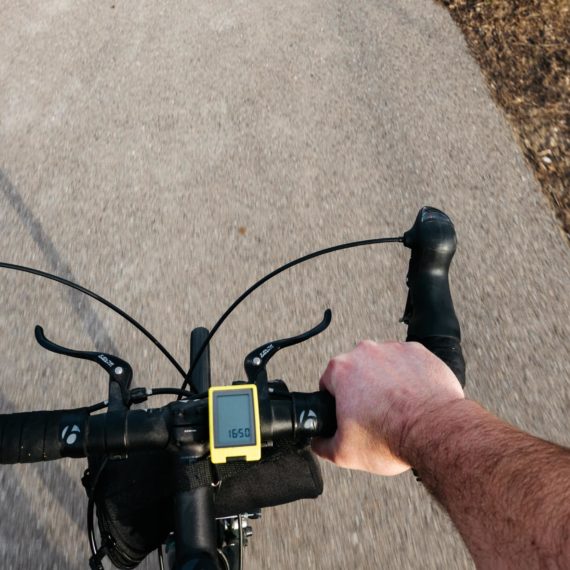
top-left (437, 0), bottom-right (569, 241)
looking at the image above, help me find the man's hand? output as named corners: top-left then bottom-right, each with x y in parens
top-left (312, 340), bottom-right (570, 568)
top-left (311, 340), bottom-right (464, 476)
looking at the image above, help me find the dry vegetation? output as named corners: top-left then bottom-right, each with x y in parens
top-left (437, 0), bottom-right (569, 240)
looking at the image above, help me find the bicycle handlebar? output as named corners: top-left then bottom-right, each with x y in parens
top-left (0, 391), bottom-right (336, 465)
top-left (0, 207), bottom-right (463, 467)
top-left (0, 408), bottom-right (89, 464)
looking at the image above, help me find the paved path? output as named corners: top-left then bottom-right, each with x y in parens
top-left (1, 1), bottom-right (569, 568)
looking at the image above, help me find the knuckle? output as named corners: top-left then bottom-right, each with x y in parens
top-left (407, 341), bottom-right (428, 354)
top-left (327, 356), bottom-right (343, 373)
top-left (322, 355), bottom-right (350, 389)
top-left (357, 339), bottom-right (375, 349)
top-left (332, 353), bottom-right (351, 370)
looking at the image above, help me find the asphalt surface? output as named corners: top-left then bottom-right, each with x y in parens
top-left (1, 1), bottom-right (569, 569)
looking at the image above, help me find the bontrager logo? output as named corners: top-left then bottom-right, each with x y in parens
top-left (61, 425), bottom-right (81, 445)
top-left (299, 409), bottom-right (317, 429)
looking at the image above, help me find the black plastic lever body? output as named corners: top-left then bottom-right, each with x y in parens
top-left (402, 206), bottom-right (466, 386)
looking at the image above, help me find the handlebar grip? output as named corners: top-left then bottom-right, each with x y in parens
top-left (0, 409), bottom-right (89, 464)
top-left (402, 207), bottom-right (466, 386)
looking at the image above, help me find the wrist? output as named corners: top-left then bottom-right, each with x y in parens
top-left (396, 398), bottom-right (481, 469)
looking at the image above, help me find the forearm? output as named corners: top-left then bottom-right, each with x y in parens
top-left (403, 400), bottom-right (570, 570)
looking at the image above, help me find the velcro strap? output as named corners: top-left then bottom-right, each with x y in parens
top-left (174, 459), bottom-right (214, 491)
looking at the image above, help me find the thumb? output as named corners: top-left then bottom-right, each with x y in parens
top-left (311, 435), bottom-right (337, 463)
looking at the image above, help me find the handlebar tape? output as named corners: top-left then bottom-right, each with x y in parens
top-left (403, 207), bottom-right (466, 386)
top-left (0, 408), bottom-right (89, 464)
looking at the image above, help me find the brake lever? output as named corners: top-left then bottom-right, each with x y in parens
top-left (244, 309), bottom-right (332, 384)
top-left (243, 310), bottom-right (332, 442)
top-left (34, 325), bottom-right (133, 411)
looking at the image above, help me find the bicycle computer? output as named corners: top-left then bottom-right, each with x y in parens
top-left (208, 385), bottom-right (261, 464)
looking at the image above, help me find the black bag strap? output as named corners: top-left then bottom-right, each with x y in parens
top-left (174, 459), bottom-right (216, 492)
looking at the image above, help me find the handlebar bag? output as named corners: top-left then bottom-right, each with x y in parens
top-left (84, 441), bottom-right (323, 569)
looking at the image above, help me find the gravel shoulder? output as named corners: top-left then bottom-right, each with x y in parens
top-left (437, 0), bottom-right (570, 241)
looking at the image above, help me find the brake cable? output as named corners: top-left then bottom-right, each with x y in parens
top-left (1, 235), bottom-right (403, 396)
top-left (0, 262), bottom-right (187, 378)
top-left (85, 388), bottom-right (204, 414)
top-left (86, 457), bottom-right (109, 559)
top-left (2, 236), bottom-right (404, 569)
top-left (179, 236), bottom-right (403, 395)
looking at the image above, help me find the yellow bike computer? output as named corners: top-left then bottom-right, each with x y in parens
top-left (208, 385), bottom-right (262, 464)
